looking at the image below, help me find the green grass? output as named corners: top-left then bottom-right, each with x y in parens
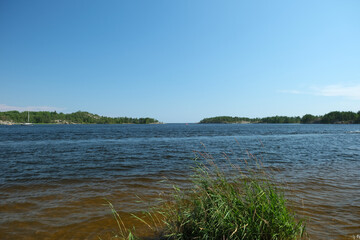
top-left (105, 152), bottom-right (306, 240)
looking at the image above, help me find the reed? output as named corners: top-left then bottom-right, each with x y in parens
top-left (103, 201), bottom-right (137, 240)
top-left (106, 151), bottom-right (306, 240)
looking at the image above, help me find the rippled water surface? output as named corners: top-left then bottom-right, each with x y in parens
top-left (0, 124), bottom-right (359, 239)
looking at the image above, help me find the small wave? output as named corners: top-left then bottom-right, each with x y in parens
top-left (348, 130), bottom-right (360, 134)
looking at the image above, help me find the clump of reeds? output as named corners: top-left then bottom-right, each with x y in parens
top-left (105, 150), bottom-right (306, 240)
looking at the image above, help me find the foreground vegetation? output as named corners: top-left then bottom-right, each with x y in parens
top-left (107, 153), bottom-right (306, 240)
top-left (0, 111), bottom-right (159, 124)
top-left (200, 110), bottom-right (360, 124)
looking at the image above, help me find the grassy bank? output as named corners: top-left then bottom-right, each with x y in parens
top-left (105, 152), bottom-right (306, 240)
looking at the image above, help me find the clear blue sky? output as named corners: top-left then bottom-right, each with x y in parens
top-left (1, 0), bottom-right (359, 123)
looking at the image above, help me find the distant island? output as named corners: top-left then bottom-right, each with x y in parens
top-left (0, 111), bottom-right (160, 125)
top-left (200, 111), bottom-right (360, 124)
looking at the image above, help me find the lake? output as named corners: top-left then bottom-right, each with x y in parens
top-left (0, 124), bottom-right (359, 239)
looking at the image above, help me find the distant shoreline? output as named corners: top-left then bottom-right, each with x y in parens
top-left (198, 122), bottom-right (359, 124)
top-left (0, 111), bottom-right (161, 125)
top-left (0, 122), bottom-right (164, 125)
top-left (199, 111), bottom-right (360, 124)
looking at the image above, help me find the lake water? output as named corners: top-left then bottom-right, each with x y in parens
top-left (0, 124), bottom-right (359, 239)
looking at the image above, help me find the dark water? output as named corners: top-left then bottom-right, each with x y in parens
top-left (0, 124), bottom-right (359, 239)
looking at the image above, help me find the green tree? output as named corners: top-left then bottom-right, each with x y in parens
top-left (301, 114), bottom-right (316, 124)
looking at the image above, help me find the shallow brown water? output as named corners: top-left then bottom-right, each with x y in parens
top-left (286, 179), bottom-right (360, 239)
top-left (1, 175), bottom-right (359, 240)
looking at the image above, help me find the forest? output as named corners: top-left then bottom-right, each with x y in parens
top-left (0, 111), bottom-right (159, 124)
top-left (200, 111), bottom-right (360, 124)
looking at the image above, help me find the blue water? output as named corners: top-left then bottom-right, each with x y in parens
top-left (0, 124), bottom-right (359, 239)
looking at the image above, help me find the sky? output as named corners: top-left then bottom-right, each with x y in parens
top-left (1, 0), bottom-right (359, 123)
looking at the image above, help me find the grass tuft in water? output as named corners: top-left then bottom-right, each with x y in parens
top-left (105, 151), bottom-right (306, 240)
top-left (158, 155), bottom-right (305, 240)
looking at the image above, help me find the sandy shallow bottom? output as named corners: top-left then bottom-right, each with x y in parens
top-left (1, 175), bottom-right (359, 240)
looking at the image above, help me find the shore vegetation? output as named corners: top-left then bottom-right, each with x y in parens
top-left (0, 111), bottom-right (159, 124)
top-left (199, 110), bottom-right (360, 124)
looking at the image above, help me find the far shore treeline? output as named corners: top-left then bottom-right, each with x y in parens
top-left (200, 111), bottom-right (360, 124)
top-left (0, 111), bottom-right (159, 124)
